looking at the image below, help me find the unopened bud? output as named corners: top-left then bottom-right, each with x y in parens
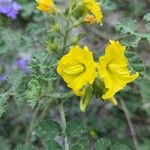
top-left (49, 43), bottom-right (58, 52)
top-left (53, 24), bottom-right (61, 33)
top-left (80, 84), bottom-right (93, 112)
top-left (84, 14), bottom-right (96, 24)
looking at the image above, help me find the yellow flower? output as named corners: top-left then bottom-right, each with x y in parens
top-left (98, 40), bottom-right (139, 104)
top-left (57, 46), bottom-right (97, 96)
top-left (36, 0), bottom-right (56, 13)
top-left (83, 0), bottom-right (103, 24)
top-left (84, 14), bottom-right (96, 24)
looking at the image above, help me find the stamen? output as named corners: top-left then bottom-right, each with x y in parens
top-left (108, 64), bottom-right (129, 75)
top-left (63, 64), bottom-right (85, 75)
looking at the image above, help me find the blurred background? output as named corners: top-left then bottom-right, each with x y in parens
top-left (0, 0), bottom-right (150, 149)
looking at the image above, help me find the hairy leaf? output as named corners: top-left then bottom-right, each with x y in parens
top-left (36, 120), bottom-right (61, 141)
top-left (125, 50), bottom-right (145, 77)
top-left (66, 119), bottom-right (84, 137)
top-left (94, 137), bottom-right (111, 150)
top-left (111, 143), bottom-right (131, 150)
top-left (115, 18), bottom-right (138, 35)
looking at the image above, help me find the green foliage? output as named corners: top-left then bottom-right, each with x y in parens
top-left (70, 137), bottom-right (89, 150)
top-left (36, 120), bottom-right (61, 140)
top-left (94, 137), bottom-right (111, 150)
top-left (0, 28), bottom-right (21, 55)
top-left (115, 18), bottom-right (150, 47)
top-left (125, 50), bottom-right (145, 77)
top-left (26, 79), bottom-right (41, 108)
top-left (136, 67), bottom-right (150, 115)
top-left (100, 0), bottom-right (117, 11)
top-left (139, 139), bottom-right (150, 150)
top-left (8, 70), bottom-right (24, 91)
top-left (66, 119), bottom-right (84, 137)
top-left (15, 144), bottom-right (34, 150)
top-left (115, 18), bottom-right (138, 35)
top-left (111, 143), bottom-right (131, 150)
top-left (25, 51), bottom-right (57, 107)
top-left (94, 138), bottom-right (132, 150)
top-left (143, 13), bottom-right (150, 22)
top-left (35, 120), bottom-right (62, 149)
top-left (0, 93), bottom-right (8, 117)
top-left (0, 137), bottom-right (10, 150)
top-left (44, 139), bottom-right (62, 150)
top-left (21, 3), bottom-right (36, 19)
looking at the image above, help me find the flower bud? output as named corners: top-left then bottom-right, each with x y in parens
top-left (49, 43), bottom-right (58, 52)
top-left (80, 84), bottom-right (93, 112)
top-left (71, 36), bottom-right (78, 45)
top-left (53, 24), bottom-right (61, 33)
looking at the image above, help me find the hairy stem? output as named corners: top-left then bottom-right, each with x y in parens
top-left (59, 102), bottom-right (69, 150)
top-left (25, 101), bottom-right (41, 143)
top-left (61, 19), bottom-right (70, 55)
top-left (121, 99), bottom-right (139, 150)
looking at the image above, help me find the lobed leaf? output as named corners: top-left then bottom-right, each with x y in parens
top-left (111, 143), bottom-right (131, 150)
top-left (125, 50), bottom-right (145, 77)
top-left (66, 119), bottom-right (84, 137)
top-left (36, 120), bottom-right (61, 141)
top-left (94, 137), bottom-right (111, 150)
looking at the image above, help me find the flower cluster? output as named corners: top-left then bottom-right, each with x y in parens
top-left (57, 41), bottom-right (139, 111)
top-left (36, 0), bottom-right (103, 24)
top-left (0, 0), bottom-right (21, 19)
top-left (35, 0), bottom-right (139, 112)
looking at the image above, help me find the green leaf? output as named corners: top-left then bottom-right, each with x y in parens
top-left (111, 143), bottom-right (131, 150)
top-left (136, 68), bottom-right (150, 115)
top-left (36, 120), bottom-right (61, 141)
top-left (44, 139), bottom-right (62, 150)
top-left (66, 119), bottom-right (84, 137)
top-left (101, 0), bottom-right (117, 11)
top-left (145, 23), bottom-right (150, 31)
top-left (0, 94), bottom-right (8, 117)
top-left (71, 145), bottom-right (83, 150)
top-left (121, 34), bottom-right (142, 48)
top-left (143, 13), bottom-right (150, 22)
top-left (137, 80), bottom-right (150, 101)
top-left (0, 137), bottom-right (10, 150)
top-left (94, 137), bottom-right (111, 150)
top-left (21, 3), bottom-right (35, 19)
top-left (139, 139), bottom-right (150, 150)
top-left (125, 50), bottom-right (145, 77)
top-left (8, 70), bottom-right (24, 91)
top-left (26, 79), bottom-right (41, 108)
top-left (15, 144), bottom-right (34, 150)
top-left (115, 18), bottom-right (138, 35)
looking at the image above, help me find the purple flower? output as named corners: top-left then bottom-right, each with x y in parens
top-left (16, 58), bottom-right (30, 73)
top-left (0, 75), bottom-right (6, 81)
top-left (0, 0), bottom-right (21, 19)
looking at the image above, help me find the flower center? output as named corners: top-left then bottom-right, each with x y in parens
top-left (108, 63), bottom-right (129, 75)
top-left (63, 64), bottom-right (85, 75)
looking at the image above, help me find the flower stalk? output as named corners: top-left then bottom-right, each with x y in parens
top-left (59, 102), bottom-right (69, 150)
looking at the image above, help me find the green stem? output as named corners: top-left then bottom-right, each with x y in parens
top-left (59, 102), bottom-right (69, 150)
top-left (25, 101), bottom-right (41, 143)
top-left (120, 99), bottom-right (139, 150)
top-left (61, 19), bottom-right (70, 55)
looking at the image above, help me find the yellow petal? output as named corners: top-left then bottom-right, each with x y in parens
top-left (84, 0), bottom-right (103, 23)
top-left (36, 0), bottom-right (56, 13)
top-left (98, 40), bottom-right (139, 100)
top-left (57, 45), bottom-right (97, 96)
